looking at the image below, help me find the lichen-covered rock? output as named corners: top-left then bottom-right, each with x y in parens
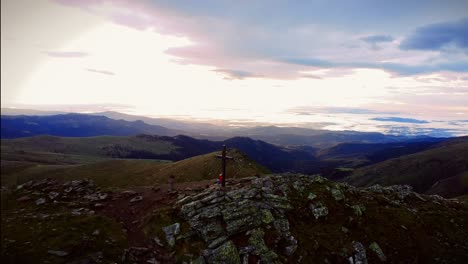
top-left (248, 228), bottom-right (279, 263)
top-left (163, 223), bottom-right (180, 247)
top-left (225, 215), bottom-right (262, 235)
top-left (307, 192), bottom-right (317, 200)
top-left (130, 196), bottom-right (143, 203)
top-left (292, 181), bottom-right (305, 192)
top-left (261, 209), bottom-right (274, 224)
top-left (208, 236), bottom-right (227, 249)
top-left (387, 185), bottom-right (413, 200)
top-left (273, 218), bottom-right (290, 234)
top-left (312, 175), bottom-right (327, 183)
top-left (165, 173), bottom-right (464, 263)
top-left (200, 221), bottom-right (225, 242)
top-left (369, 242), bottom-right (386, 262)
top-left (351, 241), bottom-right (368, 264)
top-left (204, 240), bottom-right (241, 264)
top-left (283, 234), bottom-right (298, 256)
top-left (48, 192), bottom-right (59, 200)
top-left (200, 191), bottom-right (225, 204)
top-left (310, 202), bottom-right (329, 219)
top-left (351, 205), bottom-right (366, 217)
top-left (331, 188), bottom-right (345, 201)
top-left (191, 256), bottom-right (206, 264)
top-left (181, 200), bottom-right (205, 217)
top-left (222, 203), bottom-right (257, 221)
top-left (197, 204), bottom-right (222, 219)
top-left (366, 184), bottom-right (384, 193)
top-left (35, 198), bottom-right (46, 205)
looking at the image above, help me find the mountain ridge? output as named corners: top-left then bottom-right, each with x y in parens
top-left (1, 113), bottom-right (182, 138)
top-left (1, 111), bottom-right (442, 148)
top-left (345, 137), bottom-right (468, 197)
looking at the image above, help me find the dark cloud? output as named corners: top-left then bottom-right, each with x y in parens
top-left (281, 57), bottom-right (468, 75)
top-left (85, 68), bottom-right (115, 76)
top-left (372, 117), bottom-right (429, 124)
top-left (45, 51), bottom-right (89, 58)
top-left (360, 35), bottom-right (394, 50)
top-left (361, 35), bottom-right (394, 44)
top-left (400, 17), bottom-right (468, 51)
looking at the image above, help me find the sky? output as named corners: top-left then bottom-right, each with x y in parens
top-left (1, 0), bottom-right (468, 136)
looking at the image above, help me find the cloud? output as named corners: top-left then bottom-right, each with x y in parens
top-left (281, 57), bottom-right (468, 75)
top-left (361, 35), bottom-right (394, 44)
top-left (300, 74), bottom-right (323, 79)
top-left (55, 1), bottom-right (468, 78)
top-left (213, 69), bottom-right (259, 80)
top-left (85, 68), bottom-right (115, 76)
top-left (371, 117), bottom-right (429, 124)
top-left (380, 125), bottom-right (459, 137)
top-left (400, 17), bottom-right (468, 51)
top-left (289, 106), bottom-right (399, 115)
top-left (361, 35), bottom-right (394, 50)
top-left (45, 51), bottom-right (89, 58)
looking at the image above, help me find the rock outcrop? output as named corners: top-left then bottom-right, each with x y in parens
top-left (4, 174), bottom-right (468, 263)
top-left (150, 174), bottom-right (468, 263)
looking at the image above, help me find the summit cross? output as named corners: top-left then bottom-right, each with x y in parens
top-left (216, 145), bottom-right (233, 187)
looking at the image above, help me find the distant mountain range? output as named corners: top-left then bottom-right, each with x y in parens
top-left (0, 113), bottom-right (182, 138)
top-left (1, 111), bottom-right (438, 148)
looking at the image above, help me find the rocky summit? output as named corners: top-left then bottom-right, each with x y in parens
top-left (2, 174), bottom-right (468, 263)
top-left (151, 174), bottom-right (468, 263)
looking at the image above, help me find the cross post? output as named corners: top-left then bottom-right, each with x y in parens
top-left (216, 145), bottom-right (233, 187)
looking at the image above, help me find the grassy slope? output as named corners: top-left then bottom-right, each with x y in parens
top-left (150, 149), bottom-right (270, 184)
top-left (1, 190), bottom-right (127, 263)
top-left (346, 140), bottom-right (468, 197)
top-left (425, 171), bottom-right (468, 198)
top-left (1, 149), bottom-right (270, 189)
top-left (1, 135), bottom-right (177, 158)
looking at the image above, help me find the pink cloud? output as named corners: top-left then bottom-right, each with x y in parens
top-left (54, 0), bottom-right (468, 79)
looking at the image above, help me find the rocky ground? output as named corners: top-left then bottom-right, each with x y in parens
top-left (2, 174), bottom-right (468, 263)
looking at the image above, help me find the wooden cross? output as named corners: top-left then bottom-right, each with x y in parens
top-left (216, 145), bottom-right (233, 187)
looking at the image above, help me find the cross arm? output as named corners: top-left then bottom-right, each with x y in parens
top-left (216, 154), bottom-right (233, 159)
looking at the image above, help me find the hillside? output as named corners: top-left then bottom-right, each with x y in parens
top-left (316, 140), bottom-right (446, 167)
top-left (1, 135), bottom-right (315, 173)
top-left (2, 174), bottom-right (467, 263)
top-left (0, 114), bottom-right (181, 138)
top-left (1, 149), bottom-right (270, 188)
top-left (425, 171), bottom-right (468, 198)
top-left (345, 137), bottom-right (468, 197)
top-left (1, 135), bottom-right (179, 162)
